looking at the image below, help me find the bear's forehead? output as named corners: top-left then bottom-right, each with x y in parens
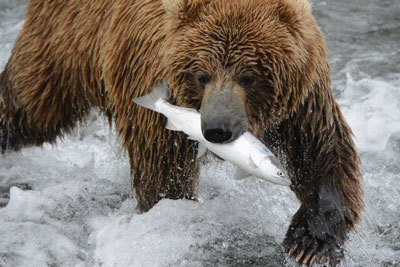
top-left (168, 0), bottom-right (311, 75)
top-left (177, 5), bottom-right (297, 58)
top-left (176, 21), bottom-right (295, 73)
top-left (197, 6), bottom-right (289, 42)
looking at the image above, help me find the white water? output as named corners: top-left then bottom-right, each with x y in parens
top-left (0, 1), bottom-right (399, 266)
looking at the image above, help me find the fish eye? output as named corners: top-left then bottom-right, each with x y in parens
top-left (277, 171), bottom-right (284, 176)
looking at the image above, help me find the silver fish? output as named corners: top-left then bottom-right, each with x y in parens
top-left (133, 81), bottom-right (291, 186)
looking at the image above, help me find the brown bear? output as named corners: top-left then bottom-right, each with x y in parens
top-left (0, 0), bottom-right (364, 265)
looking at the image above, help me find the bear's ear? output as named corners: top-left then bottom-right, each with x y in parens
top-left (162, 0), bottom-right (208, 24)
top-left (291, 0), bottom-right (312, 13)
top-left (162, 0), bottom-right (183, 16)
top-left (276, 0), bottom-right (313, 28)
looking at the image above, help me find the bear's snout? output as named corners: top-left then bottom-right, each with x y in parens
top-left (201, 120), bottom-right (234, 144)
top-left (200, 85), bottom-right (248, 144)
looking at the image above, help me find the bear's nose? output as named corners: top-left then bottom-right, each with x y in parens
top-left (202, 128), bottom-right (233, 143)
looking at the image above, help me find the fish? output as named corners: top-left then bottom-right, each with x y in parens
top-left (133, 80), bottom-right (291, 186)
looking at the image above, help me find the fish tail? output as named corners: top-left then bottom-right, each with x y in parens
top-left (133, 79), bottom-right (169, 111)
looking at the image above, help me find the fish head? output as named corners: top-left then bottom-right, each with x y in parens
top-left (265, 155), bottom-right (288, 176)
top-left (261, 155), bottom-right (287, 175)
top-left (250, 152), bottom-right (291, 186)
top-left (262, 161), bottom-right (291, 186)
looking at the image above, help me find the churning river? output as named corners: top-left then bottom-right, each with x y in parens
top-left (1, 0), bottom-right (399, 266)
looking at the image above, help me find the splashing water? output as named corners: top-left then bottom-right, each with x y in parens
top-left (0, 0), bottom-right (399, 266)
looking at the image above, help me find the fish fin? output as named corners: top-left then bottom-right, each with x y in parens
top-left (248, 156), bottom-right (258, 168)
top-left (233, 168), bottom-right (251, 180)
top-left (133, 79), bottom-right (169, 111)
top-left (166, 119), bottom-right (179, 131)
top-left (197, 144), bottom-right (207, 159)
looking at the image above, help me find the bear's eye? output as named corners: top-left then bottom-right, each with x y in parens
top-left (239, 75), bottom-right (256, 87)
top-left (197, 73), bottom-right (211, 86)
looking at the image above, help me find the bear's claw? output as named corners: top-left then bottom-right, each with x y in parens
top-left (286, 239), bottom-right (339, 265)
top-left (284, 223), bottom-right (345, 266)
top-left (288, 244), bottom-right (297, 256)
top-left (302, 253), bottom-right (311, 264)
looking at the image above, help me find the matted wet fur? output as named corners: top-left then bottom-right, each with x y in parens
top-left (0, 0), bottom-right (363, 265)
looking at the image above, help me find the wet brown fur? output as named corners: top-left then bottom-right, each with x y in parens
top-left (0, 0), bottom-right (363, 264)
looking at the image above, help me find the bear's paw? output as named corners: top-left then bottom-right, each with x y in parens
top-left (283, 196), bottom-right (348, 266)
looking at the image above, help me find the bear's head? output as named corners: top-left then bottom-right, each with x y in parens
top-left (162, 0), bottom-right (329, 143)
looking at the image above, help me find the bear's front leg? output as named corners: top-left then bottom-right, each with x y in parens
top-left (128, 125), bottom-right (199, 213)
top-left (283, 184), bottom-right (349, 266)
top-left (267, 101), bottom-right (364, 266)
